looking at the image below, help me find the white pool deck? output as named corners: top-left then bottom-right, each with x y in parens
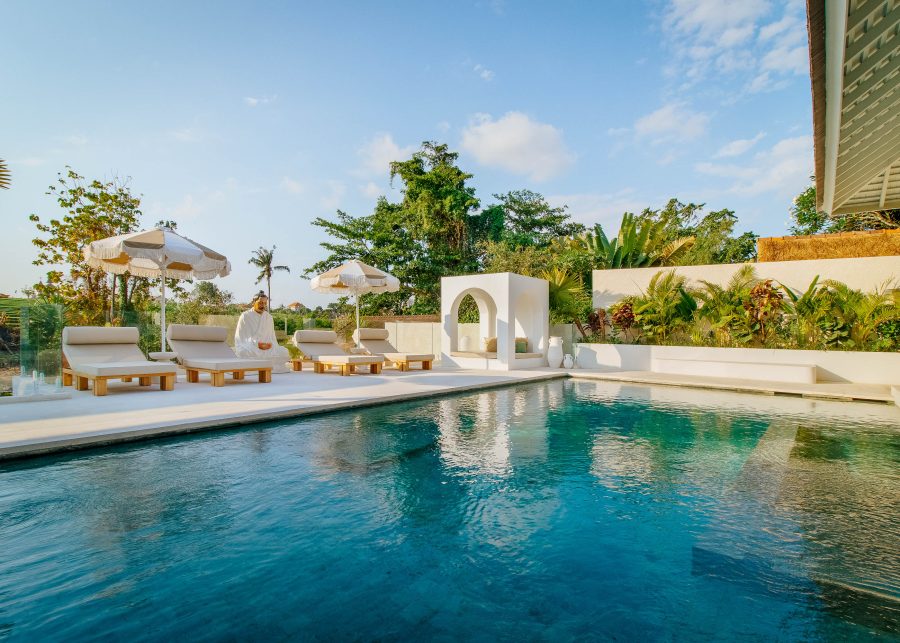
top-left (0, 367), bottom-right (896, 460)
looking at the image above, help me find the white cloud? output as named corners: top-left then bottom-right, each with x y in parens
top-left (634, 102), bottom-right (709, 144)
top-left (320, 180), bottom-right (346, 210)
top-left (170, 128), bottom-right (201, 142)
top-left (715, 132), bottom-right (766, 157)
top-left (65, 134), bottom-right (89, 146)
top-left (761, 43), bottom-right (807, 74)
top-left (695, 135), bottom-right (812, 196)
top-left (547, 189), bottom-right (647, 228)
top-left (360, 182), bottom-right (381, 199)
top-left (355, 133), bottom-right (415, 178)
top-left (12, 157), bottom-right (45, 167)
top-left (244, 94), bottom-right (276, 107)
top-left (666, 0), bottom-right (770, 42)
top-left (281, 177), bottom-right (305, 194)
top-left (460, 111), bottom-right (575, 181)
top-left (473, 63), bottom-right (495, 81)
top-left (436, 120), bottom-right (451, 133)
top-left (660, 0), bottom-right (808, 93)
top-left (758, 14), bottom-right (797, 41)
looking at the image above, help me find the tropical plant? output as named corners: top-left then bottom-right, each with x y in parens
top-left (819, 280), bottom-right (896, 348)
top-left (743, 280), bottom-right (783, 344)
top-left (573, 213), bottom-right (695, 269)
top-left (0, 159), bottom-right (10, 189)
top-left (543, 267), bottom-right (592, 338)
top-left (695, 265), bottom-right (759, 345)
top-left (249, 245), bottom-right (290, 303)
top-left (610, 300), bottom-right (636, 331)
top-left (632, 271), bottom-right (697, 342)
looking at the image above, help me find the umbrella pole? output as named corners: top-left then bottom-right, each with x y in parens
top-left (355, 293), bottom-right (361, 348)
top-left (160, 268), bottom-right (167, 352)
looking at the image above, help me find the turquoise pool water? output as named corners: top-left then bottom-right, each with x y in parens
top-left (0, 380), bottom-right (897, 640)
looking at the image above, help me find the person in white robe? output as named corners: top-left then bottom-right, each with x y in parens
top-left (234, 291), bottom-right (290, 373)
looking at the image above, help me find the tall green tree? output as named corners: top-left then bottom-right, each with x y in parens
top-left (490, 189), bottom-right (583, 248)
top-left (249, 245), bottom-right (290, 303)
top-left (790, 181), bottom-right (899, 233)
top-left (635, 198), bottom-right (758, 264)
top-left (310, 142), bottom-right (487, 314)
top-left (29, 168), bottom-right (145, 324)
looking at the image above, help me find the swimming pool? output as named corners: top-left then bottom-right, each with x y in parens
top-left (0, 380), bottom-right (897, 640)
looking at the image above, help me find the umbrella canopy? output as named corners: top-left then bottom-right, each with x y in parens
top-left (84, 227), bottom-right (231, 351)
top-left (310, 260), bottom-right (399, 345)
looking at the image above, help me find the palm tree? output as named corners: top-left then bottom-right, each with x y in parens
top-left (0, 159), bottom-right (10, 189)
top-left (571, 213), bottom-right (694, 269)
top-left (248, 245), bottom-right (290, 304)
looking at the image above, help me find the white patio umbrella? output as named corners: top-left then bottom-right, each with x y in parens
top-left (83, 226), bottom-right (231, 351)
top-left (310, 259), bottom-right (400, 346)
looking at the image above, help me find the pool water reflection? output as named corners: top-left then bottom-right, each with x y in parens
top-left (0, 379), bottom-right (897, 640)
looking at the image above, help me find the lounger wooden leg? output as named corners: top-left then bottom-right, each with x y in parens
top-left (211, 372), bottom-right (225, 387)
top-left (75, 375), bottom-right (89, 391)
top-left (314, 363), bottom-right (324, 374)
top-left (62, 371), bottom-right (73, 386)
top-left (372, 363), bottom-right (382, 374)
top-left (92, 378), bottom-right (108, 397)
top-left (121, 377), bottom-right (133, 383)
top-left (398, 362), bottom-right (408, 372)
top-left (160, 375), bottom-right (175, 391)
top-left (139, 376), bottom-right (152, 386)
top-left (292, 360), bottom-right (303, 372)
top-left (422, 360), bottom-right (432, 371)
top-left (233, 371), bottom-right (244, 380)
top-left (349, 364), bottom-right (357, 374)
top-left (187, 369), bottom-right (199, 383)
top-left (340, 364), bottom-right (350, 376)
top-left (259, 369), bottom-right (271, 383)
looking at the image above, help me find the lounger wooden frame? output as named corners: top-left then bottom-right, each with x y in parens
top-left (184, 365), bottom-right (272, 387)
top-left (387, 357), bottom-right (433, 372)
top-left (62, 367), bottom-right (176, 397)
top-left (291, 358), bottom-right (381, 376)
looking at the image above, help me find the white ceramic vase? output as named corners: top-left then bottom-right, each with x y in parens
top-left (563, 354), bottom-right (574, 369)
top-left (547, 336), bottom-right (564, 368)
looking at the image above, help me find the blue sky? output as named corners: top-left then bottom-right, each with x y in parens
top-left (1, 0), bottom-right (813, 307)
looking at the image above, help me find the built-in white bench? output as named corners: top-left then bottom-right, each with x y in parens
top-left (449, 351), bottom-right (543, 360)
top-left (651, 357), bottom-right (816, 384)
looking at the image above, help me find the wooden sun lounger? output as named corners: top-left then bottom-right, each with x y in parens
top-left (353, 328), bottom-right (435, 371)
top-left (167, 324), bottom-right (273, 386)
top-left (292, 330), bottom-right (385, 376)
top-left (62, 327), bottom-right (177, 397)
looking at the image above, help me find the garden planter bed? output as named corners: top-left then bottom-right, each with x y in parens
top-left (574, 343), bottom-right (900, 386)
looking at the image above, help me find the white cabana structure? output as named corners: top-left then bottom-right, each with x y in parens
top-left (808, 0), bottom-right (900, 216)
top-left (84, 226), bottom-right (231, 351)
top-left (441, 272), bottom-right (549, 371)
top-left (310, 259), bottom-right (400, 346)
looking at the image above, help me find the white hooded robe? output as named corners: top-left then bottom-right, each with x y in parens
top-left (234, 309), bottom-right (290, 373)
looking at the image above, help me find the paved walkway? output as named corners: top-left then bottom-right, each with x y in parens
top-left (0, 369), bottom-right (565, 460)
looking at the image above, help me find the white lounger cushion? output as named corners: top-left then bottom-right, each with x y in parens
top-left (353, 328), bottom-right (435, 363)
top-left (314, 355), bottom-right (384, 365)
top-left (73, 361), bottom-right (176, 377)
top-left (293, 329), bottom-right (384, 363)
top-left (63, 326), bottom-right (159, 372)
top-left (167, 324), bottom-right (270, 368)
top-left (181, 357), bottom-right (272, 371)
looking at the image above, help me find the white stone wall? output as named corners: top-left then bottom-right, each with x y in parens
top-left (592, 256), bottom-right (900, 308)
